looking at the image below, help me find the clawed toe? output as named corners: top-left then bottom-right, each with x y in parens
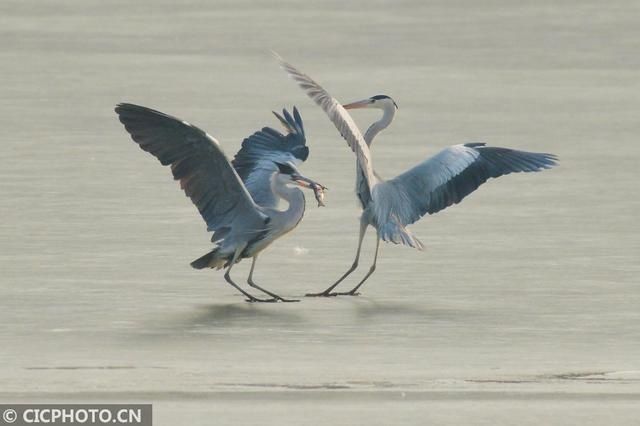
top-left (245, 297), bottom-right (275, 303)
top-left (305, 291), bottom-right (361, 297)
top-left (333, 291), bottom-right (361, 296)
top-left (305, 292), bottom-right (336, 297)
top-left (245, 297), bottom-right (299, 303)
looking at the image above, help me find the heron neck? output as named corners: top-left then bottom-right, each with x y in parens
top-left (364, 103), bottom-right (396, 146)
top-left (271, 181), bottom-right (306, 235)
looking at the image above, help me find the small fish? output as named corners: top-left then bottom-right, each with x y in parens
top-left (312, 183), bottom-right (327, 207)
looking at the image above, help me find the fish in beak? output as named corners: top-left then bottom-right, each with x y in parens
top-left (291, 174), bottom-right (327, 207)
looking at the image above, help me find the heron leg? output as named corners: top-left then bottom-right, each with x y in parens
top-left (306, 218), bottom-right (368, 297)
top-left (247, 257), bottom-right (299, 302)
top-left (334, 236), bottom-right (380, 296)
top-left (223, 252), bottom-right (273, 303)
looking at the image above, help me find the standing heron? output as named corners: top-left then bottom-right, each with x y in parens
top-left (277, 58), bottom-right (558, 297)
top-left (115, 103), bottom-right (326, 302)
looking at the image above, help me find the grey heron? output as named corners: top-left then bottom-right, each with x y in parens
top-left (277, 58), bottom-right (558, 297)
top-left (115, 103), bottom-right (326, 302)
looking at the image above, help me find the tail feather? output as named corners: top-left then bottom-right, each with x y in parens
top-left (190, 248), bottom-right (228, 270)
top-left (378, 220), bottom-right (424, 250)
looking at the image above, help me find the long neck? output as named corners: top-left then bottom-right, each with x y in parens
top-left (363, 103), bottom-right (396, 145)
top-left (270, 180), bottom-right (306, 235)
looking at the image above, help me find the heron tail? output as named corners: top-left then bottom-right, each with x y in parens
top-left (190, 248), bottom-right (228, 270)
top-left (378, 220), bottom-right (424, 250)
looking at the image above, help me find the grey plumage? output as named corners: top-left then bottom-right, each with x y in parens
top-left (277, 57), bottom-right (378, 189)
top-left (115, 103), bottom-right (268, 238)
top-left (232, 107), bottom-right (308, 208)
top-left (382, 143), bottom-right (558, 226)
top-left (115, 103), bottom-right (322, 302)
top-left (277, 57), bottom-right (558, 296)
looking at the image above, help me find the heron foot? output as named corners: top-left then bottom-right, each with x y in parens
top-left (245, 296), bottom-right (299, 303)
top-left (331, 291), bottom-right (361, 297)
top-left (244, 296), bottom-right (277, 303)
top-left (275, 296), bottom-right (300, 303)
top-left (304, 291), bottom-right (337, 297)
top-left (305, 290), bottom-right (362, 297)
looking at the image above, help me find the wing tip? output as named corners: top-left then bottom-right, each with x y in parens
top-left (114, 102), bottom-right (164, 119)
top-left (270, 49), bottom-right (284, 62)
top-left (114, 102), bottom-right (133, 115)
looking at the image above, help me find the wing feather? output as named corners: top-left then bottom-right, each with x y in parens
top-left (115, 103), bottom-right (268, 236)
top-left (384, 143), bottom-right (558, 225)
top-left (276, 56), bottom-right (378, 195)
top-left (231, 107), bottom-right (308, 208)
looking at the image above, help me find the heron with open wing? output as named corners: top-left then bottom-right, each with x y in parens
top-left (116, 103), bottom-right (326, 302)
top-left (277, 56), bottom-right (557, 297)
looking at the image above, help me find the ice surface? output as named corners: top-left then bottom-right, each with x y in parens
top-left (1, 0), bottom-right (639, 424)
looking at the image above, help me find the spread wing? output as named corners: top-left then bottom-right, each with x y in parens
top-left (276, 56), bottom-right (378, 195)
top-left (382, 143), bottom-right (558, 226)
top-left (232, 107), bottom-right (308, 208)
top-left (115, 103), bottom-right (268, 240)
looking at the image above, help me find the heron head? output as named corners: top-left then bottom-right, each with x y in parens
top-left (275, 162), bottom-right (327, 206)
top-left (343, 94), bottom-right (398, 110)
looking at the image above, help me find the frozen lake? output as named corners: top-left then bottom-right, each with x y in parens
top-left (1, 0), bottom-right (639, 424)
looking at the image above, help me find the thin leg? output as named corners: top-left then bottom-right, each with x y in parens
top-left (334, 236), bottom-right (380, 296)
top-left (223, 251), bottom-right (273, 303)
top-left (247, 257), bottom-right (299, 302)
top-left (306, 219), bottom-right (368, 297)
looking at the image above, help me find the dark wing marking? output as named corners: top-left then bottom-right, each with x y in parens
top-left (231, 107), bottom-right (308, 208)
top-left (382, 143), bottom-right (558, 226)
top-left (115, 103), bottom-right (268, 235)
top-left (232, 107), bottom-right (307, 180)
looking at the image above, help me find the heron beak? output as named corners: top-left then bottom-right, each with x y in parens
top-left (291, 174), bottom-right (327, 207)
top-left (342, 99), bottom-right (372, 110)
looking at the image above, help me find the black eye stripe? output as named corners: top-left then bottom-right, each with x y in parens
top-left (275, 162), bottom-right (296, 175)
top-left (371, 95), bottom-right (390, 101)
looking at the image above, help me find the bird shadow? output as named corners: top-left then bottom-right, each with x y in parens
top-left (132, 302), bottom-right (306, 340)
top-left (347, 297), bottom-right (476, 323)
top-left (187, 302), bottom-right (304, 327)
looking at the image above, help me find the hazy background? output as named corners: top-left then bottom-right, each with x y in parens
top-left (1, 0), bottom-right (639, 424)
